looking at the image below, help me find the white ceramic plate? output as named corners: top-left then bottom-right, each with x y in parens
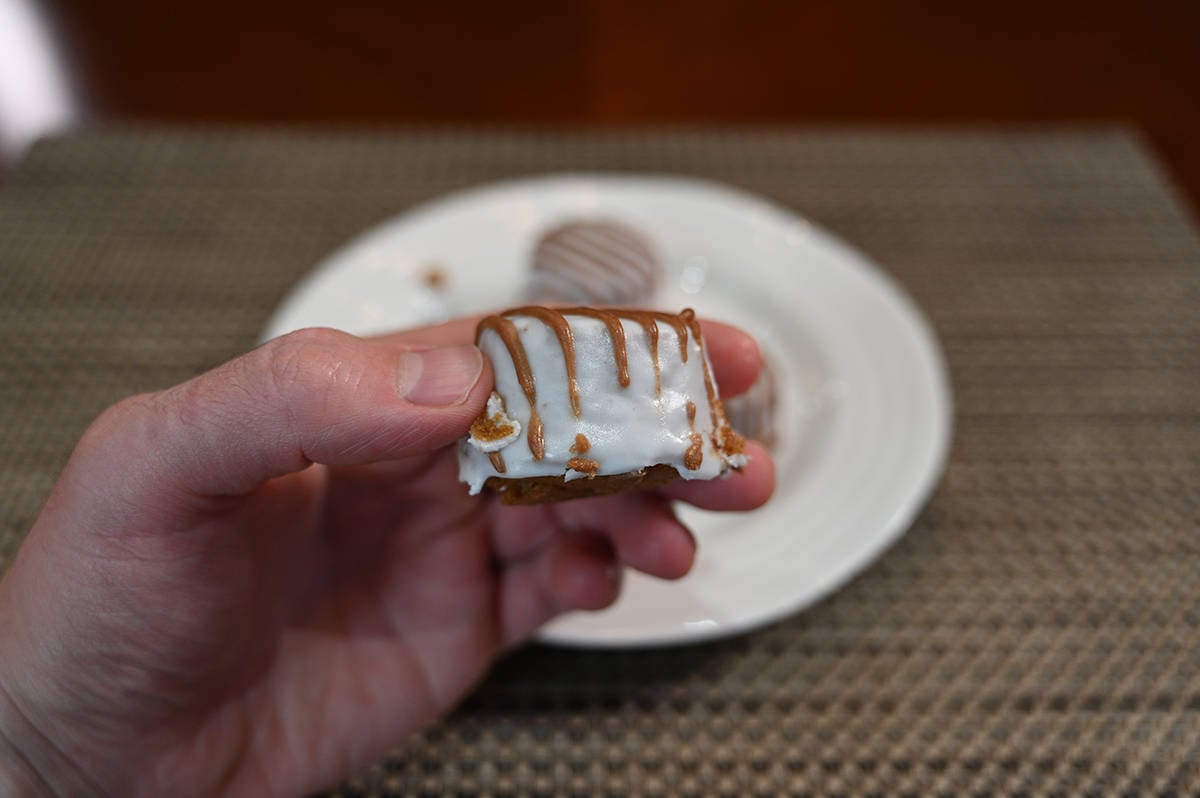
top-left (262, 175), bottom-right (952, 648)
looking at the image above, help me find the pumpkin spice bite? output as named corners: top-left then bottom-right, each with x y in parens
top-left (459, 306), bottom-right (747, 504)
top-left (526, 219), bottom-right (663, 306)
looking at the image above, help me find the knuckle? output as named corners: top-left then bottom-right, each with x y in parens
top-left (73, 392), bottom-right (164, 467)
top-left (158, 374), bottom-right (212, 434)
top-left (258, 330), bottom-right (372, 453)
top-left (263, 327), bottom-right (356, 397)
top-left (257, 328), bottom-right (367, 464)
top-left (87, 393), bottom-right (158, 439)
top-left (274, 325), bottom-right (349, 350)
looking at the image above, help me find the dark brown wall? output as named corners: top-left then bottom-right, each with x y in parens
top-left (46, 0), bottom-right (1200, 209)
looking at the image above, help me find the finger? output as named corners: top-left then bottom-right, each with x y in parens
top-left (546, 534), bottom-right (622, 611)
top-left (497, 533), bottom-right (620, 647)
top-left (662, 440), bottom-right (775, 511)
top-left (554, 493), bottom-right (696, 580)
top-left (367, 316), bottom-right (482, 348)
top-left (489, 503), bottom-right (559, 561)
top-left (699, 319), bottom-right (763, 398)
top-left (75, 327), bottom-right (493, 500)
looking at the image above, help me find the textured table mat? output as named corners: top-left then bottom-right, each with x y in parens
top-left (2, 127), bottom-right (1199, 796)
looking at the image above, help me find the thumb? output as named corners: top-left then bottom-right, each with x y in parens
top-left (71, 327), bottom-right (491, 501)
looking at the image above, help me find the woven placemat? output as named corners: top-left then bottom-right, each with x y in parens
top-left (2, 127), bottom-right (1198, 796)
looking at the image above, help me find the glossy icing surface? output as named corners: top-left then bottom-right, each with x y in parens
top-left (460, 307), bottom-right (745, 494)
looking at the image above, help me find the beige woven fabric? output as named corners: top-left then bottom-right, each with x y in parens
top-left (1, 128), bottom-right (1198, 796)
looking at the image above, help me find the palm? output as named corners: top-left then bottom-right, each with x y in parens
top-left (130, 447), bottom-right (630, 796)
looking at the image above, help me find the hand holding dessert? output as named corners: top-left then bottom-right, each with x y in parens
top-left (0, 311), bottom-right (772, 797)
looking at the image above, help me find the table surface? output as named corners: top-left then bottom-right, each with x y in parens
top-left (1, 127), bottom-right (1198, 796)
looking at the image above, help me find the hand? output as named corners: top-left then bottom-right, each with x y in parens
top-left (0, 318), bottom-right (774, 797)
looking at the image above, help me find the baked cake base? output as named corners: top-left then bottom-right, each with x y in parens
top-left (485, 463), bottom-right (682, 505)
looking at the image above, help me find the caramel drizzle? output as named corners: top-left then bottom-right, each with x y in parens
top-left (684, 399), bottom-right (703, 470)
top-left (658, 311), bottom-right (690, 364)
top-left (679, 308), bottom-right (727, 437)
top-left (502, 306), bottom-right (581, 416)
top-left (488, 451), bottom-right (507, 473)
top-left (475, 316), bottom-right (545, 460)
top-left (570, 433), bottom-right (591, 454)
top-left (646, 318), bottom-right (661, 395)
top-left (476, 306), bottom-right (707, 464)
top-left (562, 308), bottom-right (630, 387)
top-left (560, 307), bottom-right (690, 393)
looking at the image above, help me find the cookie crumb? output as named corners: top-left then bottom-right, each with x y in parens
top-left (684, 433), bottom-right (704, 470)
top-left (567, 457), bottom-right (600, 475)
top-left (422, 263), bottom-right (449, 290)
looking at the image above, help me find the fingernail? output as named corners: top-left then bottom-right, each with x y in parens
top-left (397, 346), bottom-right (484, 406)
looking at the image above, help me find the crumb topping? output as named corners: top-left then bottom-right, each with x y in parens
top-left (566, 457), bottom-right (600, 475)
top-left (716, 425), bottom-right (746, 457)
top-left (709, 398), bottom-right (746, 458)
top-left (422, 263), bottom-right (448, 290)
top-left (470, 392), bottom-right (517, 442)
top-left (684, 432), bottom-right (704, 470)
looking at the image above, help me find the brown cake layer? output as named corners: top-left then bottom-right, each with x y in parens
top-left (485, 463), bottom-right (682, 505)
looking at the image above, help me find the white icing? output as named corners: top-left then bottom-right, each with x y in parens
top-left (466, 393), bottom-right (521, 454)
top-left (458, 311), bottom-right (745, 494)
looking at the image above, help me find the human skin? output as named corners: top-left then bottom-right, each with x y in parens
top-left (0, 317), bottom-right (773, 797)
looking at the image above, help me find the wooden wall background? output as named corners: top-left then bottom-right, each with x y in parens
top-left (44, 0), bottom-right (1200, 211)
